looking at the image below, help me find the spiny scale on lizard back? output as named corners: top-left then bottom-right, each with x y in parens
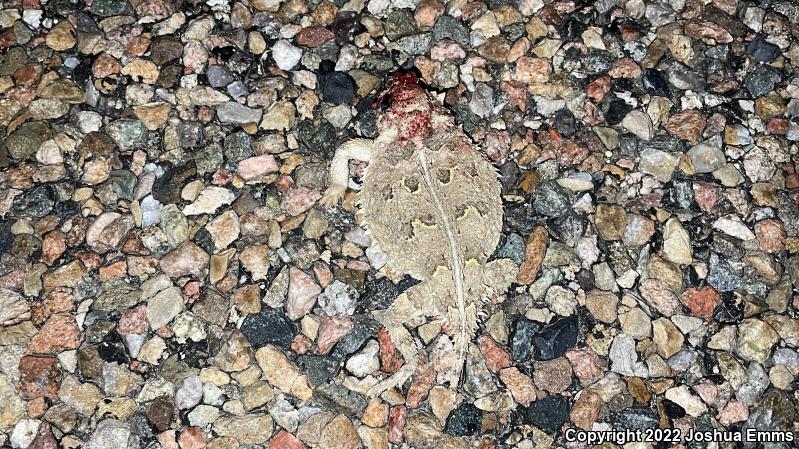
top-left (358, 132), bottom-right (503, 282)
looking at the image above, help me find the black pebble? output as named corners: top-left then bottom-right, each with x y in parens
top-left (662, 399), bottom-right (687, 419)
top-left (533, 315), bottom-right (579, 361)
top-left (300, 355), bottom-right (341, 386)
top-left (152, 163), bottom-right (196, 204)
top-left (747, 35), bottom-right (781, 63)
top-left (356, 108), bottom-right (378, 139)
top-left (445, 403), bottom-right (483, 436)
top-left (613, 407), bottom-right (660, 429)
top-left (331, 315), bottom-right (380, 358)
top-left (643, 69), bottom-right (671, 98)
top-left (511, 317), bottom-right (540, 362)
top-left (98, 334), bottom-right (130, 364)
top-left (517, 395), bottom-right (569, 434)
top-left (553, 211), bottom-right (586, 247)
top-left (361, 276), bottom-right (402, 311)
top-left (193, 228), bottom-right (215, 255)
top-left (554, 109), bottom-right (576, 136)
top-left (604, 97), bottom-right (633, 126)
top-left (11, 185), bottom-right (55, 219)
top-left (504, 201), bottom-right (539, 235)
top-left (241, 308), bottom-right (296, 348)
top-left (297, 120), bottom-right (338, 160)
top-left (713, 294), bottom-right (744, 324)
top-left (0, 221), bottom-right (13, 253)
top-left (498, 161), bottom-right (521, 195)
top-left (322, 71), bottom-right (357, 105)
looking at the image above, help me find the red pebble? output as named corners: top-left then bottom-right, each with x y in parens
top-left (269, 431), bottom-right (305, 449)
top-left (681, 287), bottom-right (721, 319)
top-left (387, 405), bottom-right (407, 444)
top-left (378, 328), bottom-right (404, 373)
top-left (178, 426), bottom-right (207, 449)
top-left (477, 335), bottom-right (511, 373)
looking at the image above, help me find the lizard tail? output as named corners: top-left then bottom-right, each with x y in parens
top-left (447, 303), bottom-right (478, 388)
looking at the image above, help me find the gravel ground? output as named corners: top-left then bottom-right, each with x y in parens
top-left (0, 0), bottom-right (798, 448)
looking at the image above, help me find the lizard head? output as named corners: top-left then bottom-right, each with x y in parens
top-left (374, 71), bottom-right (434, 142)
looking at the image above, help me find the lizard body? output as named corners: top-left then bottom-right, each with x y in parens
top-left (321, 73), bottom-right (517, 396)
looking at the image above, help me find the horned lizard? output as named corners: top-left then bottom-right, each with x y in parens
top-left (320, 72), bottom-right (518, 397)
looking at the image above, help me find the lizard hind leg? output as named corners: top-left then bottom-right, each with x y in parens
top-left (368, 292), bottom-right (424, 398)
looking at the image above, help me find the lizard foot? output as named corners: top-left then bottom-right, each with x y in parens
top-left (367, 360), bottom-right (418, 398)
top-left (319, 185), bottom-right (346, 209)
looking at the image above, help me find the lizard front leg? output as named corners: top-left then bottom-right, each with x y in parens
top-left (368, 292), bottom-right (424, 398)
top-left (320, 138), bottom-right (375, 208)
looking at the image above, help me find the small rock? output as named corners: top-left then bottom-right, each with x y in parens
top-left (565, 348), bottom-right (604, 385)
top-left (83, 419), bottom-right (131, 449)
top-left (713, 215), bottom-right (756, 241)
top-left (664, 386), bottom-right (707, 417)
top-left (322, 72), bottom-right (357, 105)
top-left (147, 287), bottom-right (184, 330)
top-left (652, 318), bottom-right (684, 358)
top-left (316, 316), bottom-right (353, 354)
top-left (517, 395), bottom-right (569, 434)
top-left (238, 154), bottom-right (279, 180)
top-left (517, 226), bottom-right (548, 284)
top-left (273, 40), bottom-right (303, 70)
top-left (532, 357), bottom-right (572, 393)
top-left (640, 278), bottom-right (681, 316)
top-left (160, 242), bottom-right (209, 278)
top-left (261, 101), bottom-right (297, 131)
top-left (287, 267), bottom-right (322, 320)
top-left (736, 319), bottom-right (779, 363)
top-left (19, 355), bottom-right (61, 400)
top-left (609, 334), bottom-right (647, 377)
top-left (681, 287), bottom-right (721, 319)
top-left (724, 124), bottom-right (753, 146)
top-left (0, 288), bottom-right (31, 326)
top-left (662, 218), bottom-right (692, 265)
top-left (622, 110), bottom-right (653, 140)
top-left (444, 403), bottom-right (482, 436)
top-left (213, 414), bottom-right (273, 445)
top-left (255, 346), bottom-right (313, 399)
top-left (318, 414), bottom-right (360, 449)
top-left (183, 186), bottom-right (235, 216)
top-left (10, 420), bottom-right (40, 449)
top-left (0, 373), bottom-right (25, 430)
top-left (594, 204), bottom-right (627, 241)
top-left (639, 148), bottom-right (679, 182)
top-left (747, 35), bottom-right (781, 62)
top-left (687, 143), bottom-right (726, 173)
top-left (570, 389), bottom-right (602, 430)
top-left (498, 367), bottom-right (536, 406)
top-left (533, 315), bottom-right (578, 361)
top-left (217, 102), bottom-right (262, 124)
top-left (318, 281), bottom-right (358, 316)
top-left (242, 309), bottom-right (296, 349)
top-left (46, 21), bottom-right (76, 51)
top-left (665, 110), bottom-right (705, 143)
top-left (175, 376), bottom-right (203, 410)
top-left (345, 340), bottom-right (380, 377)
top-left (147, 397), bottom-right (175, 431)
top-left (27, 314), bottom-right (80, 353)
top-left (585, 289), bottom-right (618, 323)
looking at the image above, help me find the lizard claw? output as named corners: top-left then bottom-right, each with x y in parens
top-left (319, 185), bottom-right (346, 209)
top-left (366, 360), bottom-right (418, 398)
